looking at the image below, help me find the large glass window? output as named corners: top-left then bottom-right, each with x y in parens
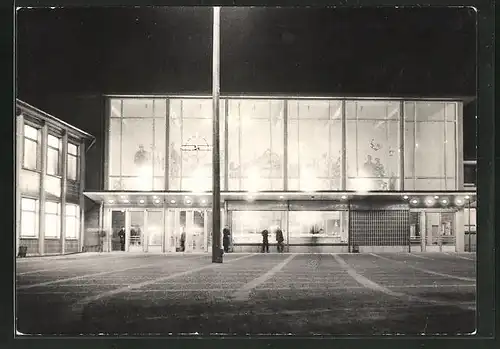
top-left (44, 201), bottom-right (61, 238)
top-left (47, 135), bottom-right (61, 176)
top-left (108, 98), bottom-right (167, 190)
top-left (168, 99), bottom-right (225, 191)
top-left (23, 124), bottom-right (40, 171)
top-left (288, 211), bottom-right (348, 244)
top-left (404, 102), bottom-right (458, 190)
top-left (20, 197), bottom-right (38, 238)
top-left (67, 143), bottom-right (79, 181)
top-left (346, 101), bottom-right (401, 191)
top-left (65, 204), bottom-right (80, 239)
top-left (231, 211), bottom-right (285, 243)
top-left (287, 100), bottom-right (342, 191)
top-left (227, 99), bottom-right (283, 191)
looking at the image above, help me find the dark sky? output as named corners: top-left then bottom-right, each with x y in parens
top-left (16, 7), bottom-right (477, 189)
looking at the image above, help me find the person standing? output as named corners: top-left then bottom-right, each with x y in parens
top-left (275, 227), bottom-right (284, 253)
top-left (223, 227), bottom-right (231, 253)
top-left (118, 227), bottom-right (126, 251)
top-left (261, 229), bottom-right (270, 253)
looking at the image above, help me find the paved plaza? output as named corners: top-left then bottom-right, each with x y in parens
top-left (16, 252), bottom-right (476, 335)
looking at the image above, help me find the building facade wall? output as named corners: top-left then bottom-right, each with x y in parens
top-left (16, 101), bottom-right (91, 256)
top-left (105, 97), bottom-right (463, 193)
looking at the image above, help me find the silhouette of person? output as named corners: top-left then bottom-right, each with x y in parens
top-left (261, 229), bottom-right (270, 253)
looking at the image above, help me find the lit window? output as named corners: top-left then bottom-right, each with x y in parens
top-left (44, 201), bottom-right (60, 238)
top-left (67, 143), bottom-right (79, 180)
top-left (47, 135), bottom-right (61, 176)
top-left (20, 198), bottom-right (38, 238)
top-left (23, 125), bottom-right (39, 170)
top-left (65, 204), bottom-right (80, 239)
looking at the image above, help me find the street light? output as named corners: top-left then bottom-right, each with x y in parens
top-left (211, 6), bottom-right (222, 263)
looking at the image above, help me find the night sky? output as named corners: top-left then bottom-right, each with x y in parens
top-left (16, 7), bottom-right (477, 189)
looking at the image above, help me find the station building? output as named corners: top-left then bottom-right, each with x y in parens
top-left (82, 95), bottom-right (477, 254)
top-left (15, 99), bottom-right (94, 256)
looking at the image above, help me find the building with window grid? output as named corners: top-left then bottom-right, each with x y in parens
top-left (79, 95), bottom-right (477, 254)
top-left (15, 99), bottom-right (94, 256)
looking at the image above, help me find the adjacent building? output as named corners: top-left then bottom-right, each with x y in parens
top-left (15, 99), bottom-right (94, 256)
top-left (83, 95), bottom-right (476, 254)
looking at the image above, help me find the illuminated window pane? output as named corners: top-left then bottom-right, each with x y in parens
top-left (122, 98), bottom-right (154, 118)
top-left (45, 213), bottom-right (60, 238)
top-left (46, 202), bottom-right (60, 214)
top-left (47, 148), bottom-right (60, 175)
top-left (121, 118), bottom-right (154, 177)
top-left (67, 154), bottom-right (78, 180)
top-left (24, 124), bottom-right (38, 140)
top-left (109, 118), bottom-right (122, 177)
top-left (21, 211), bottom-right (37, 237)
top-left (23, 138), bottom-right (38, 170)
top-left (65, 204), bottom-right (78, 216)
top-left (68, 143), bottom-right (78, 155)
top-left (48, 135), bottom-right (60, 149)
top-left (21, 198), bottom-right (37, 211)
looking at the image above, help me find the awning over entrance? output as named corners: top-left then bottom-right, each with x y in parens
top-left (84, 190), bottom-right (477, 209)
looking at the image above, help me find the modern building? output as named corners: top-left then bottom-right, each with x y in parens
top-left (81, 95), bottom-right (477, 253)
top-left (15, 99), bottom-right (94, 256)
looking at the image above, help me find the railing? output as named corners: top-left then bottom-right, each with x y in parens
top-left (427, 235), bottom-right (456, 246)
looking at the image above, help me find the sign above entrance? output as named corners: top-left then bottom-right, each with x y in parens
top-left (180, 135), bottom-right (212, 160)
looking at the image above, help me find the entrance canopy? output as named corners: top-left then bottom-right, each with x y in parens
top-left (84, 190), bottom-right (476, 209)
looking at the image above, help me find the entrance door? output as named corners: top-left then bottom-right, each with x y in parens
top-left (146, 210), bottom-right (164, 253)
top-left (110, 210), bottom-right (126, 251)
top-left (128, 210), bottom-right (145, 252)
top-left (167, 209), bottom-right (208, 253)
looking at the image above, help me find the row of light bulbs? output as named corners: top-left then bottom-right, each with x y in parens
top-left (107, 195), bottom-right (207, 205)
top-left (403, 195), bottom-right (472, 206)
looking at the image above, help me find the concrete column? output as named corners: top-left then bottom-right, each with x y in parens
top-left (78, 140), bottom-right (86, 253)
top-left (454, 210), bottom-right (465, 252)
top-left (60, 132), bottom-right (68, 254)
top-left (15, 113), bottom-right (24, 256)
top-left (39, 123), bottom-right (48, 255)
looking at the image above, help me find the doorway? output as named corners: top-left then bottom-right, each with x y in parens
top-left (109, 209), bottom-right (162, 252)
top-left (166, 208), bottom-right (208, 253)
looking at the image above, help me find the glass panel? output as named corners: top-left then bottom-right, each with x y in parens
top-left (147, 211), bottom-right (163, 246)
top-left (65, 203), bottom-right (78, 216)
top-left (122, 98), bottom-right (154, 118)
top-left (48, 135), bottom-right (60, 149)
top-left (45, 176), bottom-right (61, 198)
top-left (129, 211), bottom-right (144, 250)
top-left (345, 101), bottom-right (400, 191)
top-left (153, 99), bottom-right (167, 118)
top-left (68, 143), bottom-right (78, 155)
top-left (111, 210), bottom-right (126, 251)
top-left (109, 118), bottom-right (122, 177)
top-left (47, 148), bottom-right (60, 175)
top-left (23, 138), bottom-right (38, 170)
top-left (24, 124), bottom-right (39, 140)
top-left (21, 198), bottom-right (37, 211)
top-left (46, 201), bottom-right (60, 214)
top-left (65, 216), bottom-right (78, 239)
top-left (416, 101), bottom-right (446, 121)
top-left (190, 210), bottom-right (206, 252)
top-left (153, 116), bottom-right (166, 177)
top-left (404, 121), bottom-right (415, 179)
top-left (45, 213), bottom-right (60, 238)
top-left (21, 211), bottom-right (37, 237)
top-left (67, 154), bottom-right (78, 180)
top-left (231, 211), bottom-right (285, 244)
top-left (445, 121), bottom-right (457, 189)
top-left (121, 119), bottom-right (154, 176)
top-left (110, 99), bottom-right (122, 118)
top-left (415, 122), bottom-right (445, 178)
top-left (415, 178), bottom-right (445, 190)
top-left (288, 211), bottom-right (345, 244)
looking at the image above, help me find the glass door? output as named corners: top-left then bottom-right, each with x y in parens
top-left (110, 210), bottom-right (126, 252)
top-left (128, 210), bottom-right (145, 252)
top-left (146, 210), bottom-right (163, 253)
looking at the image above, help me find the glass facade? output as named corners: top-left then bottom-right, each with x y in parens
top-left (107, 97), bottom-right (461, 192)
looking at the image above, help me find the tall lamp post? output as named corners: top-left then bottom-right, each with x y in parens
top-left (211, 6), bottom-right (222, 263)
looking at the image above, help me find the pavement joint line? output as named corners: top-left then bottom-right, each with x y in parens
top-left (69, 253), bottom-right (258, 315)
top-left (369, 253), bottom-right (476, 282)
top-left (231, 254), bottom-right (296, 301)
top-left (445, 253), bottom-right (475, 261)
top-left (332, 254), bottom-right (475, 311)
top-left (16, 255), bottom-right (208, 290)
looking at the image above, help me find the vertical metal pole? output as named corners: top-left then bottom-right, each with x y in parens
top-left (61, 132), bottom-right (68, 254)
top-left (341, 100), bottom-right (346, 190)
top-left (79, 141), bottom-right (86, 253)
top-left (39, 123), bottom-right (48, 255)
top-left (399, 101), bottom-right (405, 190)
top-left (211, 6), bottom-right (222, 263)
top-left (283, 100), bottom-right (288, 191)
